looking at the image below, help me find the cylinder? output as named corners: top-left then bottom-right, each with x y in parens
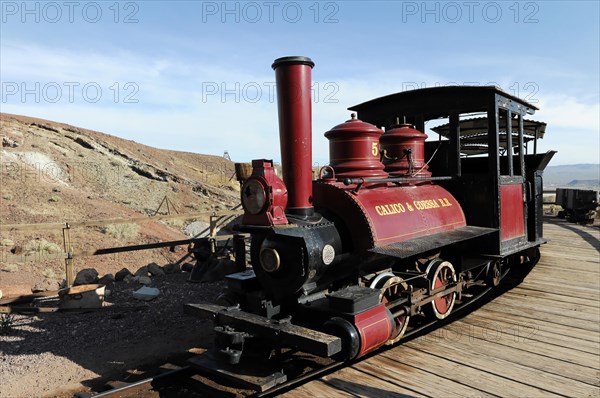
top-left (272, 56), bottom-right (315, 217)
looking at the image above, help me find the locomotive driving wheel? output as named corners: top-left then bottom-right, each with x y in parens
top-left (370, 273), bottom-right (410, 345)
top-left (424, 260), bottom-right (457, 320)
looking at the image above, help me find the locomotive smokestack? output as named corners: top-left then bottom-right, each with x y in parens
top-left (272, 56), bottom-right (315, 217)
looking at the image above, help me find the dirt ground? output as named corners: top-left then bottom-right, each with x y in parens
top-left (0, 273), bottom-right (226, 398)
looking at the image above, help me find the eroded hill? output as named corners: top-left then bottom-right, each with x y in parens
top-left (0, 113), bottom-right (239, 290)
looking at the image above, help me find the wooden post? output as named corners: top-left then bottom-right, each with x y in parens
top-left (62, 223), bottom-right (74, 287)
top-left (209, 212), bottom-right (217, 253)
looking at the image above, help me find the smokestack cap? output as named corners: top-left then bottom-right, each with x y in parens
top-left (272, 56), bottom-right (315, 70)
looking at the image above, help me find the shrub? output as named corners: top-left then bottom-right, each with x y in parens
top-left (3, 264), bottom-right (18, 273)
top-left (42, 268), bottom-right (56, 278)
top-left (24, 239), bottom-right (61, 257)
top-left (0, 314), bottom-right (15, 335)
top-left (102, 223), bottom-right (139, 240)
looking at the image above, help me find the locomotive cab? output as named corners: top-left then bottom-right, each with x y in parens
top-left (350, 86), bottom-right (556, 258)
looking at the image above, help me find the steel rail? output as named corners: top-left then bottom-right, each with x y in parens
top-left (82, 365), bottom-right (192, 398)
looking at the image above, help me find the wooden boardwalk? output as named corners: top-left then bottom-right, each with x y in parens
top-left (287, 218), bottom-right (600, 397)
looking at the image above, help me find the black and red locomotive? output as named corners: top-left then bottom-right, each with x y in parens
top-left (185, 56), bottom-right (555, 385)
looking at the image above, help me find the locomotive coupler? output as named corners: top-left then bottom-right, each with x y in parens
top-left (214, 325), bottom-right (278, 365)
top-left (214, 325), bottom-right (252, 365)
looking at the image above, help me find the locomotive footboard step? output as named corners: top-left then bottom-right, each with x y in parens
top-left (187, 352), bottom-right (287, 392)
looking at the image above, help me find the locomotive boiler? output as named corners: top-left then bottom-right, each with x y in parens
top-left (185, 56), bottom-right (555, 382)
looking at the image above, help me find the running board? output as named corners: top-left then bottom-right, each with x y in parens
top-left (369, 226), bottom-right (497, 259)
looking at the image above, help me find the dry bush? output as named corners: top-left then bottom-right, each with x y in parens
top-left (0, 239), bottom-right (14, 247)
top-left (0, 314), bottom-right (15, 335)
top-left (24, 239), bottom-right (61, 256)
top-left (102, 223), bottom-right (139, 240)
top-left (3, 264), bottom-right (19, 273)
top-left (165, 219), bottom-right (185, 228)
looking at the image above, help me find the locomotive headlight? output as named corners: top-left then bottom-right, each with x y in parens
top-left (242, 179), bottom-right (267, 215)
top-left (260, 248), bottom-right (280, 273)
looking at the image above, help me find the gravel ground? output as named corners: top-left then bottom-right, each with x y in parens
top-left (0, 273), bottom-right (225, 398)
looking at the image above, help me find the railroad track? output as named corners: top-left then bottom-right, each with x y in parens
top-left (79, 279), bottom-right (509, 398)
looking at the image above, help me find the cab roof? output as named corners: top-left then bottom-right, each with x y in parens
top-left (349, 86), bottom-right (538, 128)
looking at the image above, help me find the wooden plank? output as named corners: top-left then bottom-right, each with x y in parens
top-left (490, 295), bottom-right (600, 320)
top-left (469, 310), bottom-right (600, 354)
top-left (534, 264), bottom-right (600, 280)
top-left (536, 260), bottom-right (599, 274)
top-left (508, 285), bottom-right (600, 308)
top-left (0, 210), bottom-right (243, 231)
top-left (407, 333), bottom-right (599, 396)
top-left (476, 306), bottom-right (600, 343)
top-left (286, 381), bottom-right (359, 398)
top-left (354, 354), bottom-right (491, 397)
top-left (519, 275), bottom-right (600, 293)
top-left (482, 300), bottom-right (599, 331)
top-left (478, 301), bottom-right (599, 332)
top-left (462, 313), bottom-right (600, 357)
top-left (428, 321), bottom-right (600, 382)
top-left (517, 279), bottom-right (600, 301)
top-left (404, 342), bottom-right (567, 397)
top-left (322, 366), bottom-right (426, 398)
top-left (382, 346), bottom-right (556, 397)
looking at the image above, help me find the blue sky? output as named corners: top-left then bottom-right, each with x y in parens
top-left (1, 0), bottom-right (598, 166)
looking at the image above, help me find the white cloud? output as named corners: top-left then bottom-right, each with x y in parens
top-left (2, 41), bottom-right (598, 167)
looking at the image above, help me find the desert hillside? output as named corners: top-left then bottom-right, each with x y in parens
top-left (0, 113), bottom-right (240, 290)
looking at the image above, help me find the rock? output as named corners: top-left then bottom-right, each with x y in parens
top-left (137, 276), bottom-right (152, 285)
top-left (123, 274), bottom-right (134, 283)
top-left (192, 184), bottom-right (210, 198)
top-left (2, 136), bottom-right (19, 148)
top-left (219, 215), bottom-right (243, 235)
top-left (134, 266), bottom-right (149, 277)
top-left (183, 221), bottom-right (211, 237)
top-left (162, 263), bottom-right (181, 274)
top-left (98, 274), bottom-right (115, 285)
top-left (31, 278), bottom-right (61, 293)
top-left (199, 258), bottom-right (239, 282)
top-left (0, 289), bottom-right (2, 299)
top-left (73, 268), bottom-right (99, 286)
top-left (115, 268), bottom-right (133, 281)
top-left (181, 262), bottom-right (195, 272)
top-left (147, 262), bottom-right (165, 276)
top-left (193, 240), bottom-right (213, 262)
top-left (132, 286), bottom-right (160, 301)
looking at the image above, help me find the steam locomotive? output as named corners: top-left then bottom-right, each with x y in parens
top-left (185, 56), bottom-right (555, 381)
